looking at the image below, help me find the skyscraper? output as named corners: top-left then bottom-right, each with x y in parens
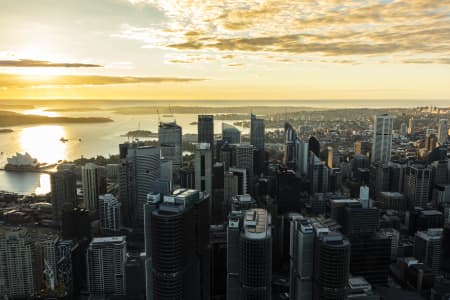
top-left (296, 139), bottom-right (309, 176)
top-left (81, 163), bottom-right (100, 212)
top-left (250, 113), bottom-right (265, 151)
top-left (313, 231), bottom-right (350, 300)
top-left (227, 208), bottom-right (272, 299)
top-left (405, 165), bottom-right (432, 208)
top-left (414, 228), bottom-right (443, 274)
top-left (284, 122), bottom-right (297, 166)
top-left (229, 167), bottom-right (248, 195)
top-left (198, 115), bottom-right (214, 154)
top-left (145, 189), bottom-right (210, 300)
top-left (438, 119), bottom-right (448, 145)
top-left (224, 171), bottom-right (239, 213)
top-left (120, 145), bottom-right (161, 226)
top-left (86, 236), bottom-right (127, 296)
top-left (158, 121), bottom-right (182, 171)
top-left (371, 114), bottom-right (394, 163)
top-left (290, 217), bottom-right (314, 300)
top-left (235, 144), bottom-right (255, 178)
top-left (51, 170), bottom-right (77, 227)
top-left (222, 123), bottom-right (241, 144)
top-left (195, 143), bottom-right (212, 196)
top-left (0, 228), bottom-right (38, 298)
top-left (98, 194), bottom-right (122, 232)
top-left (308, 154), bottom-right (329, 194)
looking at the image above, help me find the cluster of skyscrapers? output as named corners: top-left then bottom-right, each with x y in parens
top-left (1, 110), bottom-right (450, 299)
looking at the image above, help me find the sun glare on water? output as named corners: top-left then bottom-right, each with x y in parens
top-left (23, 108), bottom-right (60, 117)
top-left (19, 125), bottom-right (67, 164)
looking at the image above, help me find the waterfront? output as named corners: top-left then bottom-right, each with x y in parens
top-left (1, 99), bottom-right (449, 195)
top-left (0, 105), bottom-right (251, 194)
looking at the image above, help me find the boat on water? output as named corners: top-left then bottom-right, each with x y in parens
top-left (3, 152), bottom-right (56, 172)
top-left (60, 137), bottom-right (69, 143)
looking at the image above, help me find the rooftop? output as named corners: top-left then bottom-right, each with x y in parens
top-left (91, 236), bottom-right (126, 244)
top-left (243, 208), bottom-right (271, 239)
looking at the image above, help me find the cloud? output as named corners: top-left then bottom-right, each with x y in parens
top-left (0, 59), bottom-right (102, 68)
top-left (0, 73), bottom-right (206, 88)
top-left (227, 63), bottom-right (244, 67)
top-left (121, 0), bottom-right (450, 64)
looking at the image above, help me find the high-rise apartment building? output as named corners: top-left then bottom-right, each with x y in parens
top-left (0, 228), bottom-right (38, 298)
top-left (86, 236), bottom-right (127, 296)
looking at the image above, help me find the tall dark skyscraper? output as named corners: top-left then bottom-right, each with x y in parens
top-left (227, 208), bottom-right (272, 300)
top-left (51, 170), bottom-right (77, 227)
top-left (144, 189), bottom-right (210, 300)
top-left (250, 113), bottom-right (265, 151)
top-left (198, 115), bottom-right (214, 152)
top-left (308, 153), bottom-right (328, 194)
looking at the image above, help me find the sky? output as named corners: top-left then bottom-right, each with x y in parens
top-left (0, 0), bottom-right (449, 100)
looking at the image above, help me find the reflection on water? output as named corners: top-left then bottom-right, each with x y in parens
top-left (19, 125), bottom-right (66, 164)
top-left (23, 108), bottom-right (60, 117)
top-left (34, 173), bottom-right (51, 195)
top-left (0, 171), bottom-right (50, 195)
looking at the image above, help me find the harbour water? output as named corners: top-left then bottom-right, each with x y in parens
top-left (1, 99), bottom-right (449, 194)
